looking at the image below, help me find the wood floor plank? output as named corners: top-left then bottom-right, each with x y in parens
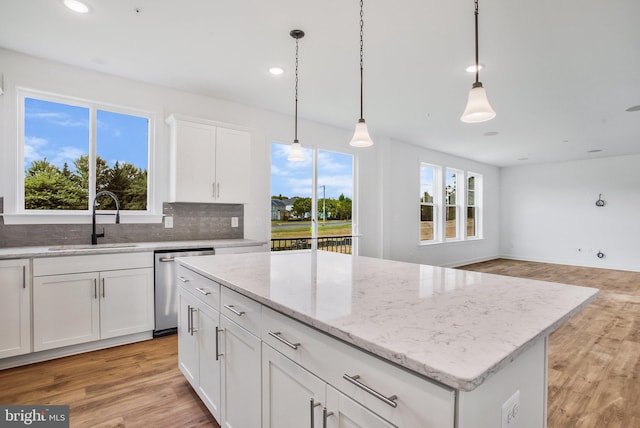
top-left (461, 259), bottom-right (640, 428)
top-left (0, 336), bottom-right (219, 428)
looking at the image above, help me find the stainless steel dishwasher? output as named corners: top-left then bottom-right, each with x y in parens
top-left (154, 247), bottom-right (215, 337)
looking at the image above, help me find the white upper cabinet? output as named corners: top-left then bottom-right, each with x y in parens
top-left (167, 114), bottom-right (251, 204)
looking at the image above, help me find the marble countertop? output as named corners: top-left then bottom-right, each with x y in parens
top-left (0, 239), bottom-right (265, 259)
top-left (178, 250), bottom-right (599, 391)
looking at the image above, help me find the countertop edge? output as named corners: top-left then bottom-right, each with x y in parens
top-left (0, 239), bottom-right (267, 259)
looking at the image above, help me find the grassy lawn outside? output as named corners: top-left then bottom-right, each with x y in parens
top-left (271, 220), bottom-right (352, 239)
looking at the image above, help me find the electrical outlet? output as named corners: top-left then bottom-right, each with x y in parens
top-left (502, 390), bottom-right (520, 428)
top-left (164, 216), bottom-right (173, 228)
top-left (231, 217), bottom-right (239, 228)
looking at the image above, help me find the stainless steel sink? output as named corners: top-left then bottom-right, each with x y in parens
top-left (48, 243), bottom-right (138, 251)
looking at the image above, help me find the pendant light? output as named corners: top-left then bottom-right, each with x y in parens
top-left (288, 29), bottom-right (305, 162)
top-left (460, 0), bottom-right (496, 123)
top-left (349, 0), bottom-right (374, 147)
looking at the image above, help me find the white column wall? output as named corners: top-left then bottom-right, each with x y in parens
top-left (499, 155), bottom-right (640, 271)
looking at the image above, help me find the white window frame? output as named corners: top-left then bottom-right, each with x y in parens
top-left (466, 172), bottom-right (483, 239)
top-left (3, 87), bottom-right (160, 224)
top-left (419, 163), bottom-right (441, 243)
top-left (419, 164), bottom-right (483, 245)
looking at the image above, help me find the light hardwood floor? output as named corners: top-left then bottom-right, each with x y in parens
top-left (461, 259), bottom-right (640, 428)
top-left (1, 259), bottom-right (638, 427)
top-left (0, 335), bottom-right (219, 428)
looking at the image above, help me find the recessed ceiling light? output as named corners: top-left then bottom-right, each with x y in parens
top-left (269, 67), bottom-right (284, 76)
top-left (63, 0), bottom-right (90, 13)
top-left (625, 105), bottom-right (640, 112)
top-left (465, 64), bottom-right (484, 73)
top-left (587, 149), bottom-right (603, 153)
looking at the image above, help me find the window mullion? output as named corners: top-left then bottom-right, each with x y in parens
top-left (88, 106), bottom-right (97, 210)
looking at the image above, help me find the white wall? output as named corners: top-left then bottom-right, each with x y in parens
top-left (384, 139), bottom-right (501, 267)
top-left (500, 155), bottom-right (640, 271)
top-left (0, 48), bottom-right (502, 266)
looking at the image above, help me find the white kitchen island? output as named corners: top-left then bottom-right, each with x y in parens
top-left (176, 250), bottom-right (598, 428)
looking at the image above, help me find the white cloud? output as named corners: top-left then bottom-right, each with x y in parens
top-left (24, 136), bottom-right (48, 163)
top-left (27, 111), bottom-right (87, 128)
top-left (51, 146), bottom-right (85, 167)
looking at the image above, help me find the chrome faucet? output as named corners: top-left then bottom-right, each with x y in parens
top-left (92, 191), bottom-right (120, 245)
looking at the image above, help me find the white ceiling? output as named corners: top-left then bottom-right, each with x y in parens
top-left (1, 0), bottom-right (639, 167)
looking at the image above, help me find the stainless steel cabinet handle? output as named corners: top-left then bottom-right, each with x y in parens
top-left (186, 305), bottom-right (192, 333)
top-left (310, 398), bottom-right (322, 428)
top-left (212, 182), bottom-right (216, 198)
top-left (22, 265), bottom-right (26, 289)
top-left (322, 407), bottom-right (334, 428)
top-left (215, 326), bottom-right (224, 361)
top-left (158, 257), bottom-right (175, 262)
top-left (196, 287), bottom-right (212, 296)
top-left (189, 307), bottom-right (197, 335)
top-left (177, 276), bottom-right (189, 283)
top-left (224, 304), bottom-right (245, 317)
top-left (268, 331), bottom-right (300, 350)
top-left (342, 374), bottom-right (398, 408)
top-left (217, 183), bottom-right (220, 198)
top-left (94, 279), bottom-right (97, 299)
top-left (101, 278), bottom-right (105, 298)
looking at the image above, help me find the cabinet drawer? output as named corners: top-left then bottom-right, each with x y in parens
top-left (262, 307), bottom-right (455, 428)
top-left (220, 286), bottom-right (261, 336)
top-left (176, 264), bottom-right (220, 309)
top-left (34, 252), bottom-right (153, 276)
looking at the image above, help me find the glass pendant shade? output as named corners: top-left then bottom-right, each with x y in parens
top-left (349, 119), bottom-right (374, 147)
top-left (460, 82), bottom-right (496, 123)
top-left (288, 139), bottom-right (304, 161)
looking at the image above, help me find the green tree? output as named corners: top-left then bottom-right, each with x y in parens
top-left (292, 197), bottom-right (311, 219)
top-left (24, 159), bottom-right (87, 209)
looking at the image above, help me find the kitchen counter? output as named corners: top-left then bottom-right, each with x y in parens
top-left (0, 239), bottom-right (265, 259)
top-left (178, 250), bottom-right (598, 391)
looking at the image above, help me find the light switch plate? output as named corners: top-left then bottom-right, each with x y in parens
top-left (164, 216), bottom-right (173, 228)
top-left (231, 217), bottom-right (239, 228)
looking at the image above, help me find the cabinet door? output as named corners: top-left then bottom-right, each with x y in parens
top-left (99, 268), bottom-right (154, 339)
top-left (214, 127), bottom-right (251, 203)
top-left (325, 385), bottom-right (395, 428)
top-left (171, 120), bottom-right (216, 202)
top-left (262, 343), bottom-right (325, 428)
top-left (197, 302), bottom-right (222, 422)
top-left (33, 272), bottom-right (100, 351)
top-left (178, 289), bottom-right (199, 385)
top-left (0, 259), bottom-right (31, 358)
top-left (220, 316), bottom-right (261, 428)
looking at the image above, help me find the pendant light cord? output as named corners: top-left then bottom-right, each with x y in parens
top-left (474, 0), bottom-right (479, 84)
top-left (359, 0), bottom-right (364, 120)
top-left (294, 36), bottom-right (299, 141)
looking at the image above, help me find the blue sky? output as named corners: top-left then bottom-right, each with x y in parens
top-left (271, 143), bottom-right (353, 200)
top-left (24, 98), bottom-right (148, 173)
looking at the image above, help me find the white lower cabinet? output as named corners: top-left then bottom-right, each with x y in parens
top-left (32, 253), bottom-right (154, 352)
top-left (220, 315), bottom-right (261, 428)
top-left (262, 343), bottom-right (325, 428)
top-left (0, 259), bottom-right (31, 359)
top-left (178, 288), bottom-right (222, 420)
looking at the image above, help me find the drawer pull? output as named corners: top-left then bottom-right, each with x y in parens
top-left (322, 407), bottom-right (334, 428)
top-left (196, 287), bottom-right (212, 296)
top-left (215, 326), bottom-right (224, 361)
top-left (224, 304), bottom-right (245, 317)
top-left (342, 374), bottom-right (398, 408)
top-left (158, 257), bottom-right (175, 262)
top-left (310, 398), bottom-right (321, 428)
top-left (177, 276), bottom-right (189, 283)
top-left (268, 331), bottom-right (300, 350)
